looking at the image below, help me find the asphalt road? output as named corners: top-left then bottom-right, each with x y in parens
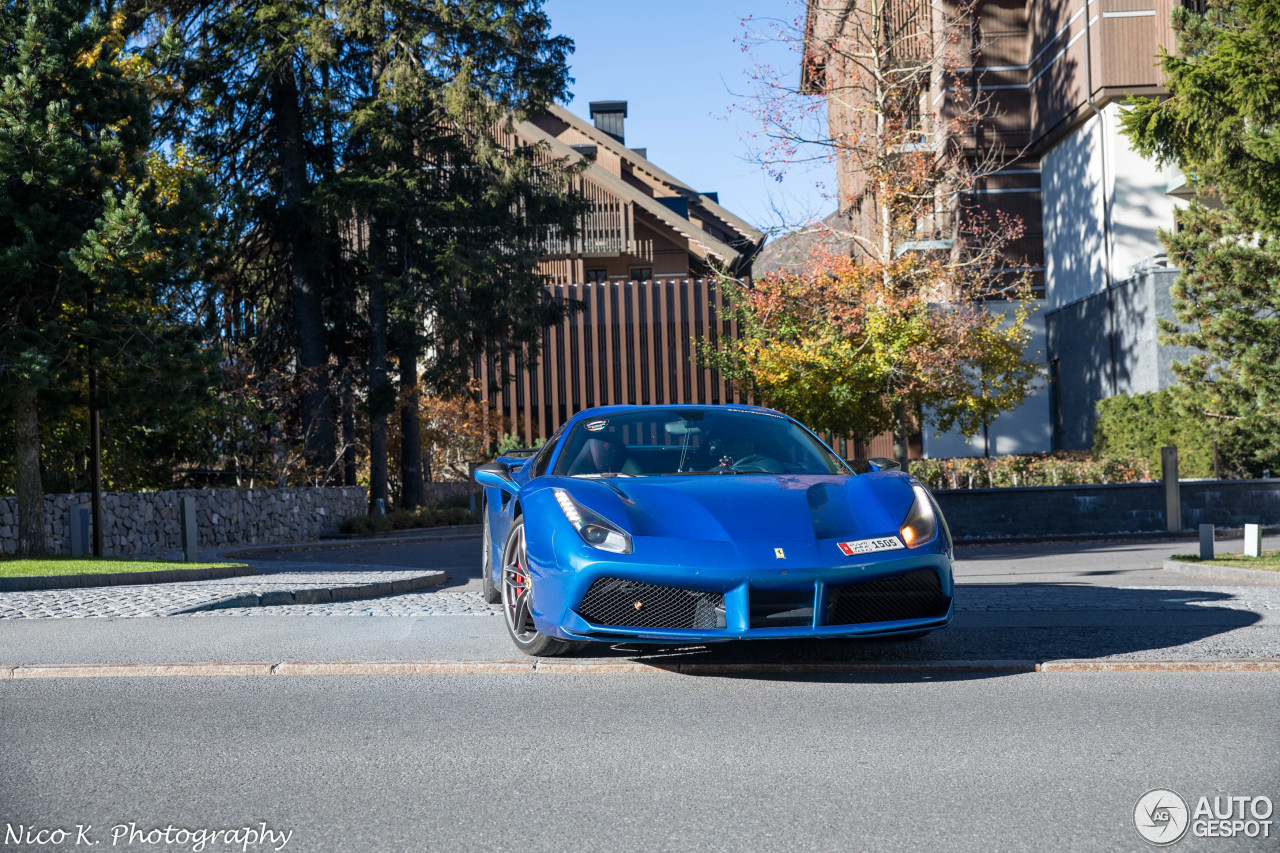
top-left (3, 536), bottom-right (1278, 851)
top-left (2, 672), bottom-right (1277, 852)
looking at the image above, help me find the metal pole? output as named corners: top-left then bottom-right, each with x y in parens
top-left (1161, 445), bottom-right (1180, 533)
top-left (1198, 524), bottom-right (1214, 561)
top-left (89, 371), bottom-right (103, 557)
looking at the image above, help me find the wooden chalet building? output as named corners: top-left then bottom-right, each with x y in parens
top-left (478, 101), bottom-right (770, 446)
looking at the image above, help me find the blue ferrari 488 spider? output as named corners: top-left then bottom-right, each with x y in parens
top-left (473, 404), bottom-right (954, 656)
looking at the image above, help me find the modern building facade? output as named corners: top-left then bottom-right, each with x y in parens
top-left (804, 0), bottom-right (1198, 456)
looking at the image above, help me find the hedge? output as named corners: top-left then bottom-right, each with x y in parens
top-left (909, 451), bottom-right (1156, 490)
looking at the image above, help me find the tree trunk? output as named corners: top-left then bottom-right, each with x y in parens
top-left (398, 332), bottom-right (427, 509)
top-left (334, 303), bottom-right (359, 488)
top-left (892, 399), bottom-right (910, 472)
top-left (271, 68), bottom-right (335, 477)
top-left (367, 217), bottom-right (390, 511)
top-left (14, 379), bottom-right (46, 557)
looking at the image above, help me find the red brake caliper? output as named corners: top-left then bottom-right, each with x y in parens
top-left (514, 561), bottom-right (526, 612)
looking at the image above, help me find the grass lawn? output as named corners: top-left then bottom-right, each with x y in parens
top-left (0, 557), bottom-right (246, 579)
top-left (1171, 551), bottom-right (1280, 572)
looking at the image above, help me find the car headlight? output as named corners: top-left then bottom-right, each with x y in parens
top-left (899, 483), bottom-right (938, 548)
top-left (553, 488), bottom-right (633, 554)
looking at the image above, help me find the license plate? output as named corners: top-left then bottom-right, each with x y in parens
top-left (837, 537), bottom-right (904, 556)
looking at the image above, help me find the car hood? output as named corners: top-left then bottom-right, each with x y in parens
top-left (556, 473), bottom-right (916, 544)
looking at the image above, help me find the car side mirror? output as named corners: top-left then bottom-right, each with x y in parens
top-left (474, 461), bottom-right (520, 495)
top-left (867, 457), bottom-right (902, 473)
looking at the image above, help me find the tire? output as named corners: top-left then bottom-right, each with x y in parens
top-left (499, 517), bottom-right (574, 657)
top-left (480, 501), bottom-right (500, 604)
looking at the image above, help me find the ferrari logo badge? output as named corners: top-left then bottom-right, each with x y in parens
top-left (774, 548), bottom-right (786, 559)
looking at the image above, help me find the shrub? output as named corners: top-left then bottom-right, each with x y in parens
top-left (341, 504), bottom-right (479, 535)
top-left (908, 451), bottom-right (1155, 490)
top-left (1094, 390), bottom-right (1215, 478)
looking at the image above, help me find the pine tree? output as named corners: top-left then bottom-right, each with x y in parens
top-left (0, 0), bottom-right (216, 555)
top-left (1122, 0), bottom-right (1280, 472)
top-left (336, 0), bottom-right (579, 508)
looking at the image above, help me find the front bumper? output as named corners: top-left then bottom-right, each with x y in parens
top-left (529, 533), bottom-right (954, 644)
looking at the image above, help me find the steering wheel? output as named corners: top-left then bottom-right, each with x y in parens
top-left (728, 453), bottom-right (781, 472)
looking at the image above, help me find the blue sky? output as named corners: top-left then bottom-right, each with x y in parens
top-left (542, 0), bottom-right (833, 234)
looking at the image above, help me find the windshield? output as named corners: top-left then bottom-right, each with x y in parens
top-left (552, 408), bottom-right (850, 477)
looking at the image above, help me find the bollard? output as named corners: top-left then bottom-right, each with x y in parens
top-left (181, 496), bottom-right (199, 562)
top-left (70, 506), bottom-right (90, 557)
top-left (1244, 523), bottom-right (1262, 558)
top-left (1199, 524), bottom-right (1215, 561)
top-left (469, 494), bottom-right (477, 514)
top-left (1161, 446), bottom-right (1181, 533)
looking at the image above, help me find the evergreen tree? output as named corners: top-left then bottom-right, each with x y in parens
top-left (1122, 0), bottom-right (1280, 472)
top-left (336, 0), bottom-right (580, 508)
top-left (140, 0), bottom-right (344, 478)
top-left (0, 0), bottom-right (216, 555)
top-left (147, 0), bottom-right (581, 501)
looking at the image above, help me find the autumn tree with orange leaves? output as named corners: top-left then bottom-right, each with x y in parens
top-left (713, 0), bottom-right (1042, 461)
top-left (704, 251), bottom-right (1041, 453)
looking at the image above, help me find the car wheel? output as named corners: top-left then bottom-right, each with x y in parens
top-left (500, 518), bottom-right (573, 657)
top-left (480, 501), bottom-right (500, 604)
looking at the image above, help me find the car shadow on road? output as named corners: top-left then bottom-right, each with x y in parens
top-left (564, 582), bottom-right (1265, 682)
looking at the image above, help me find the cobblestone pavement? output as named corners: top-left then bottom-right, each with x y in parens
top-left (140, 582), bottom-right (1280, 618)
top-left (0, 562), bottom-right (441, 619)
top-left (189, 589), bottom-right (501, 617)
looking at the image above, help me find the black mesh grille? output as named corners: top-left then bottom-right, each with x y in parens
top-left (825, 569), bottom-right (947, 626)
top-left (578, 578), bottom-right (725, 630)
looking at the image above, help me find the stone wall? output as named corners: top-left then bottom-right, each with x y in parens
top-left (0, 486), bottom-right (367, 557)
top-left (935, 479), bottom-right (1280, 539)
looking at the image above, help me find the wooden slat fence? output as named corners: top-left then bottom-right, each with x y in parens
top-left (476, 279), bottom-right (746, 445)
top-left (474, 278), bottom-right (919, 460)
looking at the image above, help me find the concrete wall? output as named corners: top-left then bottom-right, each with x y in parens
top-left (1042, 110), bottom-right (1108, 310)
top-left (0, 487), bottom-right (367, 558)
top-left (1045, 267), bottom-right (1186, 449)
top-left (924, 300), bottom-right (1052, 458)
top-left (935, 479), bottom-right (1280, 539)
top-left (1041, 104), bottom-right (1179, 312)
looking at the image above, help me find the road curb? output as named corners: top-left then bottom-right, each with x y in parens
top-left (1038, 659), bottom-right (1280, 672)
top-left (0, 564), bottom-right (255, 592)
top-left (10, 662), bottom-right (274, 679)
top-left (1162, 559), bottom-right (1280, 586)
top-left (174, 571), bottom-right (448, 614)
top-left (3, 658), bottom-right (1278, 679)
top-left (220, 526), bottom-right (482, 559)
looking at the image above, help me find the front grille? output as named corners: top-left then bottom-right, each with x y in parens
top-left (825, 569), bottom-right (947, 626)
top-left (578, 578), bottom-right (725, 630)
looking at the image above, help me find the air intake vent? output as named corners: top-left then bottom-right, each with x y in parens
top-left (825, 569), bottom-right (947, 626)
top-left (578, 577), bottom-right (724, 630)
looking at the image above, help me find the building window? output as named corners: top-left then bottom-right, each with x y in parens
top-left (585, 268), bottom-right (608, 283)
top-left (630, 267), bottom-right (652, 282)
